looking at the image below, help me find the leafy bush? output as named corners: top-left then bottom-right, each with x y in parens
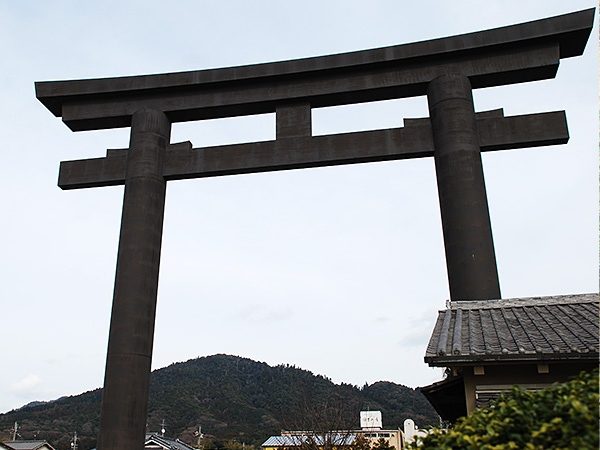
top-left (412, 369), bottom-right (599, 450)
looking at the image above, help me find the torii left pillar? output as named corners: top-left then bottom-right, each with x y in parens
top-left (97, 109), bottom-right (171, 450)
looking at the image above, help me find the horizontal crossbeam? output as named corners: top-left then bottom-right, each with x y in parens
top-left (36, 9), bottom-right (593, 131)
top-left (58, 110), bottom-right (568, 190)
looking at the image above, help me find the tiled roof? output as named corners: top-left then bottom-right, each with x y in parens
top-left (262, 434), bottom-right (357, 447)
top-left (425, 293), bottom-right (599, 365)
top-left (89, 434), bottom-right (197, 450)
top-left (1, 442), bottom-right (54, 450)
top-left (144, 434), bottom-right (197, 450)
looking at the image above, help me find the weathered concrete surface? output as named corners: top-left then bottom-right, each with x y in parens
top-left (35, 9), bottom-right (593, 131)
top-left (276, 102), bottom-right (312, 139)
top-left (428, 74), bottom-right (501, 301)
top-left (57, 110), bottom-right (569, 189)
top-left (96, 109), bottom-right (170, 450)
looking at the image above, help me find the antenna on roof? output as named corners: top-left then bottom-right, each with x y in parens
top-left (70, 432), bottom-right (79, 450)
top-left (194, 425), bottom-right (204, 449)
top-left (161, 419), bottom-right (166, 437)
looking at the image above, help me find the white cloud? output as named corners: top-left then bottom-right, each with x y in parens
top-left (10, 374), bottom-right (42, 396)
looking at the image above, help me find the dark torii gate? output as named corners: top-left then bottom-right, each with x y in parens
top-left (36, 9), bottom-right (593, 450)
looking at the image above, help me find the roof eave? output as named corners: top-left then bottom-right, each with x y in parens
top-left (424, 353), bottom-right (600, 366)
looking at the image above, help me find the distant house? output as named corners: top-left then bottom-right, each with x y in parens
top-left (144, 433), bottom-right (198, 450)
top-left (0, 441), bottom-right (56, 450)
top-left (262, 432), bottom-right (358, 450)
top-left (89, 433), bottom-right (197, 450)
top-left (262, 411), bottom-right (422, 450)
top-left (262, 428), bottom-right (406, 450)
top-left (421, 293), bottom-right (599, 421)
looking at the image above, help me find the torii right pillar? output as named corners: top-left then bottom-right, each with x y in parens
top-left (428, 74), bottom-right (501, 301)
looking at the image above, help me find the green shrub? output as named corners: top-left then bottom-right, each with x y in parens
top-left (412, 369), bottom-right (599, 450)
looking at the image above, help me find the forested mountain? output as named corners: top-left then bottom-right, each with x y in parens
top-left (0, 355), bottom-right (437, 450)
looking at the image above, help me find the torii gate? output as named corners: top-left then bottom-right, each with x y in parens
top-left (35, 9), bottom-right (593, 450)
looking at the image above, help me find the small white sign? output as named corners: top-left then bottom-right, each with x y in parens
top-left (360, 411), bottom-right (382, 429)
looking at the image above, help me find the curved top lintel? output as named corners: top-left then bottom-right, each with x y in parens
top-left (35, 8), bottom-right (594, 130)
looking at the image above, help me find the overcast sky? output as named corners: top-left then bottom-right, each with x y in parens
top-left (0, 1), bottom-right (597, 418)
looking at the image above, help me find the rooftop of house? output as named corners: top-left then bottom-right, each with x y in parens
top-left (89, 433), bottom-right (197, 450)
top-left (424, 293), bottom-right (599, 366)
top-left (262, 434), bottom-right (357, 447)
top-left (144, 433), bottom-right (197, 450)
top-left (0, 441), bottom-right (55, 450)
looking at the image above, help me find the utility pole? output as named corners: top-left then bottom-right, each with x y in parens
top-left (194, 426), bottom-right (203, 450)
top-left (70, 432), bottom-right (79, 450)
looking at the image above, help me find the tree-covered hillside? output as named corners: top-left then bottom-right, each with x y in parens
top-left (0, 355), bottom-right (437, 450)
